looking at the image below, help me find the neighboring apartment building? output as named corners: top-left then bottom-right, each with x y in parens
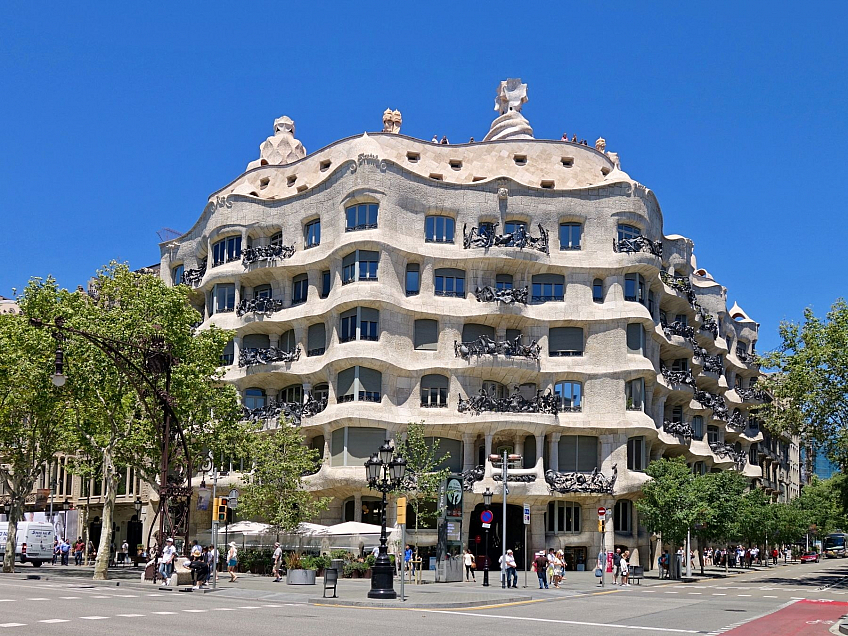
top-left (159, 80), bottom-right (798, 568)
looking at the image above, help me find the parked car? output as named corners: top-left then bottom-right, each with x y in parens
top-left (800, 551), bottom-right (821, 563)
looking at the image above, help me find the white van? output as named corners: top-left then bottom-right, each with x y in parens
top-left (0, 522), bottom-right (54, 567)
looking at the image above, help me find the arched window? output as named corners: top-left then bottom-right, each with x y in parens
top-left (425, 216), bottom-right (455, 243)
top-left (278, 384), bottom-right (303, 404)
top-left (345, 203), bottom-right (378, 231)
top-left (336, 366), bottom-right (382, 403)
top-left (617, 224), bottom-right (641, 242)
top-left (171, 264), bottom-right (184, 286)
top-left (592, 278), bottom-right (604, 302)
top-left (243, 388), bottom-right (266, 411)
top-left (212, 235), bottom-right (242, 267)
top-left (421, 374), bottom-right (449, 408)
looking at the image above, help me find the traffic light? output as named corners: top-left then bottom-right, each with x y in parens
top-left (597, 520), bottom-right (604, 533)
top-left (213, 497), bottom-right (228, 522)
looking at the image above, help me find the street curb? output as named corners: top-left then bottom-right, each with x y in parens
top-left (307, 595), bottom-right (529, 609)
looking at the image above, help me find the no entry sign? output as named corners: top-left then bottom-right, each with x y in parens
top-left (597, 506), bottom-right (606, 519)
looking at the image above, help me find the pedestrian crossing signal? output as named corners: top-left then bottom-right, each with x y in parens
top-left (213, 497), bottom-right (228, 522)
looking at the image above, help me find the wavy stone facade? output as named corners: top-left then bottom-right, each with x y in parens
top-left (161, 91), bottom-right (799, 569)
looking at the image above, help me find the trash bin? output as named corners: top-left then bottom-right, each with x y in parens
top-left (331, 558), bottom-right (344, 574)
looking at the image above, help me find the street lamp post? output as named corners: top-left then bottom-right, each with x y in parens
top-left (482, 487), bottom-right (493, 587)
top-left (364, 440), bottom-right (407, 600)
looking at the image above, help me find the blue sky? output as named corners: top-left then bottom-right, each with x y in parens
top-left (1, 1), bottom-right (845, 351)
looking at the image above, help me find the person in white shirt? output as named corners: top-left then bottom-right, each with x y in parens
top-left (160, 537), bottom-right (177, 584)
top-left (463, 549), bottom-right (476, 582)
top-left (272, 542), bottom-right (283, 582)
top-left (498, 550), bottom-right (517, 588)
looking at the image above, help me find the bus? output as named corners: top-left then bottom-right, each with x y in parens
top-left (823, 531), bottom-right (847, 558)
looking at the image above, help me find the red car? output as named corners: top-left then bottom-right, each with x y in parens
top-left (800, 551), bottom-right (821, 563)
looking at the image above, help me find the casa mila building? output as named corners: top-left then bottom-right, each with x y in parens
top-left (160, 80), bottom-right (799, 570)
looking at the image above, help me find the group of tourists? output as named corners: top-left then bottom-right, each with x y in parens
top-left (612, 548), bottom-right (633, 586)
top-left (158, 537), bottom-right (233, 589)
top-left (533, 548), bottom-right (568, 589)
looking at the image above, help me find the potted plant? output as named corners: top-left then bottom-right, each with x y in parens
top-left (285, 552), bottom-right (317, 585)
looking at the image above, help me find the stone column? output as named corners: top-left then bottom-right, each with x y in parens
top-left (484, 433), bottom-right (493, 459)
top-left (514, 434), bottom-right (524, 459)
top-left (535, 434), bottom-right (545, 469)
top-left (530, 504), bottom-right (547, 556)
top-left (548, 432), bottom-right (561, 472)
top-left (234, 276), bottom-right (241, 306)
top-left (322, 425), bottom-right (331, 463)
top-left (269, 333), bottom-right (279, 349)
top-left (604, 499), bottom-right (616, 553)
top-left (233, 336), bottom-right (242, 367)
top-left (462, 433), bottom-right (475, 471)
top-left (354, 493), bottom-right (362, 523)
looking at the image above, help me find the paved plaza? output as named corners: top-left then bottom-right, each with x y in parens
top-left (0, 559), bottom-right (845, 634)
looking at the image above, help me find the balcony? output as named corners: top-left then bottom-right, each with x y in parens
top-left (736, 387), bottom-right (769, 403)
top-left (241, 394), bottom-right (327, 426)
top-left (545, 465), bottom-right (617, 494)
top-left (694, 348), bottom-right (723, 374)
top-left (181, 264), bottom-right (206, 287)
top-left (531, 294), bottom-right (564, 303)
top-left (660, 272), bottom-right (696, 306)
top-left (660, 365), bottom-right (696, 388)
top-left (435, 289), bottom-right (465, 298)
top-left (242, 243), bottom-right (295, 266)
top-left (661, 320), bottom-right (695, 343)
top-left (457, 387), bottom-right (559, 415)
top-left (238, 346), bottom-right (301, 368)
top-left (663, 420), bottom-right (694, 439)
top-left (236, 297), bottom-right (285, 317)
top-left (735, 349), bottom-right (760, 367)
top-left (345, 222), bottom-right (378, 232)
top-left (462, 223), bottom-right (550, 254)
top-left (454, 335), bottom-right (541, 361)
top-left (694, 389), bottom-right (729, 420)
top-left (698, 313), bottom-right (719, 339)
top-left (709, 442), bottom-right (747, 465)
top-left (613, 236), bottom-right (662, 258)
top-left (473, 285), bottom-right (528, 305)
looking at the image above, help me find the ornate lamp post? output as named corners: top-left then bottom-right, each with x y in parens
top-left (364, 440), bottom-right (407, 599)
top-left (481, 487), bottom-right (494, 586)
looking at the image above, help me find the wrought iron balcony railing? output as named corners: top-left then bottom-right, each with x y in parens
top-left (238, 346), bottom-right (301, 367)
top-left (454, 335), bottom-right (541, 361)
top-left (613, 236), bottom-right (662, 258)
top-left (473, 285), bottom-right (528, 305)
top-left (181, 264), bottom-right (206, 287)
top-left (462, 223), bottom-right (550, 254)
top-left (709, 442), bottom-right (747, 465)
top-left (735, 387), bottom-right (769, 402)
top-left (660, 272), bottom-right (697, 306)
top-left (660, 365), bottom-right (696, 387)
top-left (661, 320), bottom-right (696, 342)
top-left (735, 349), bottom-right (760, 368)
top-left (663, 420), bottom-right (694, 439)
top-left (545, 465), bottom-right (617, 494)
top-left (694, 347), bottom-right (723, 374)
top-left (698, 313), bottom-right (719, 339)
top-left (241, 393), bottom-right (327, 426)
top-left (236, 297), bottom-right (285, 317)
top-left (457, 387), bottom-right (559, 415)
top-left (242, 243), bottom-right (296, 265)
top-left (694, 389), bottom-right (729, 420)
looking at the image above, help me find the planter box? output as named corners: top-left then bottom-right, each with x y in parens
top-left (286, 569), bottom-right (317, 585)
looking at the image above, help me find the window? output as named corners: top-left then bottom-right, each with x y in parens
top-left (270, 232), bottom-right (282, 246)
top-left (212, 283), bottom-right (235, 314)
top-left (336, 366), bottom-right (382, 403)
top-left (482, 381), bottom-right (507, 399)
top-left (693, 461), bottom-right (706, 476)
top-left (278, 329), bottom-right (297, 353)
top-left (242, 333), bottom-right (270, 351)
top-left (549, 327), bottom-right (584, 357)
top-left (292, 274), bottom-right (308, 305)
top-left (307, 323), bottom-right (326, 356)
top-left (707, 425), bottom-right (720, 444)
top-left (648, 290), bottom-right (656, 317)
top-left (613, 500), bottom-right (632, 533)
top-left (462, 323), bottom-right (495, 342)
top-left (330, 426), bottom-right (388, 466)
top-left (554, 381), bottom-right (582, 412)
top-left (421, 374), bottom-right (449, 407)
top-left (278, 384), bottom-right (303, 404)
top-left (504, 220), bottom-right (527, 235)
top-left (212, 235), bottom-right (242, 266)
top-left (340, 307), bottom-right (379, 343)
top-left (558, 436), bottom-right (598, 472)
top-left (425, 216), bottom-right (455, 243)
top-left (321, 270), bottom-right (331, 298)
top-left (625, 378), bottom-right (644, 411)
top-left (434, 268), bottom-right (465, 298)
top-left (342, 250), bottom-right (379, 284)
top-left (532, 274), bottom-right (564, 302)
top-left (547, 501), bottom-right (582, 533)
top-left (675, 313), bottom-right (688, 327)
top-left (559, 223), bottom-right (582, 250)
top-left (220, 340), bottom-right (234, 365)
top-left (671, 406), bottom-right (683, 422)
top-left (748, 444), bottom-right (758, 465)
top-left (592, 278), bottom-right (604, 302)
top-left (243, 388), bottom-right (266, 411)
top-left (345, 203), bottom-right (378, 231)
top-left (624, 273), bottom-right (646, 304)
top-left (312, 383), bottom-right (329, 405)
top-left (496, 274), bottom-right (513, 291)
top-left (627, 437), bottom-right (646, 471)
top-left (414, 319), bottom-right (438, 350)
top-left (172, 264), bottom-right (184, 286)
top-left (626, 323), bottom-right (646, 355)
top-left (478, 222), bottom-right (495, 241)
top-left (617, 224), bottom-right (641, 242)
top-left (304, 219), bottom-right (321, 248)
top-left (671, 358), bottom-right (689, 372)
top-left (253, 284), bottom-right (272, 299)
top-left (406, 264), bottom-right (420, 296)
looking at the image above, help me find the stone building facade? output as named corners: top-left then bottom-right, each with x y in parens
top-left (159, 81), bottom-right (799, 569)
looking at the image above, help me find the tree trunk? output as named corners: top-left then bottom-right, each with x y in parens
top-left (92, 453), bottom-right (119, 580)
top-left (3, 475), bottom-right (32, 574)
top-left (698, 535), bottom-right (704, 576)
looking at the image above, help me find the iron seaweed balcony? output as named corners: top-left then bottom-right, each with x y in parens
top-left (457, 387), bottom-right (559, 415)
top-left (545, 465), bottom-right (617, 494)
top-left (660, 365), bottom-right (696, 388)
top-left (662, 320), bottom-right (696, 342)
top-left (735, 386), bottom-right (769, 402)
top-left (473, 285), bottom-right (528, 305)
top-left (710, 442), bottom-right (747, 466)
top-left (694, 347), bottom-right (723, 374)
top-left (663, 419), bottom-right (694, 439)
top-left (660, 272), bottom-right (696, 306)
top-left (236, 297), bottom-right (285, 316)
top-left (694, 389), bottom-right (729, 420)
top-left (454, 335), bottom-right (541, 361)
top-left (241, 394), bottom-right (327, 426)
top-left (238, 346), bottom-right (301, 367)
top-left (181, 264), bottom-right (206, 287)
top-left (462, 223), bottom-right (550, 254)
top-left (613, 236), bottom-right (662, 258)
top-left (242, 243), bottom-right (296, 265)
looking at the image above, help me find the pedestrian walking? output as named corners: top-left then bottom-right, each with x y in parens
top-left (60, 538), bottom-right (70, 566)
top-left (73, 537), bottom-right (84, 566)
top-left (658, 550), bottom-right (669, 579)
top-left (226, 542), bottom-right (239, 582)
top-left (612, 547), bottom-right (622, 584)
top-left (463, 548), bottom-right (476, 582)
top-left (620, 550), bottom-right (631, 586)
top-left (272, 542), bottom-right (283, 582)
top-left (52, 539), bottom-right (59, 565)
top-left (498, 550), bottom-right (517, 588)
top-left (206, 544), bottom-right (218, 583)
top-left (534, 551), bottom-right (549, 589)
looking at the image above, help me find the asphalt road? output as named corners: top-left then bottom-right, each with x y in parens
top-left (0, 559), bottom-right (845, 635)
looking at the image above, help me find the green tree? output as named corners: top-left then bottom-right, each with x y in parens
top-left (635, 457), bottom-right (698, 577)
top-left (792, 476), bottom-right (848, 537)
top-left (690, 470), bottom-right (748, 575)
top-left (24, 263), bottom-right (244, 580)
top-left (759, 298), bottom-right (848, 469)
top-left (238, 422), bottom-right (329, 531)
top-left (393, 422), bottom-right (451, 553)
top-left (0, 283), bottom-right (71, 573)
top-left (736, 488), bottom-right (778, 555)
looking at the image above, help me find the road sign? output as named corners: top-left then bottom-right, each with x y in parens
top-left (597, 506), bottom-right (606, 518)
top-left (482, 523), bottom-right (491, 529)
top-left (481, 509), bottom-right (493, 524)
top-left (228, 489), bottom-right (240, 499)
top-left (523, 503), bottom-right (530, 525)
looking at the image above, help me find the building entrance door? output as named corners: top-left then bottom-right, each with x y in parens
top-left (468, 502), bottom-right (526, 570)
